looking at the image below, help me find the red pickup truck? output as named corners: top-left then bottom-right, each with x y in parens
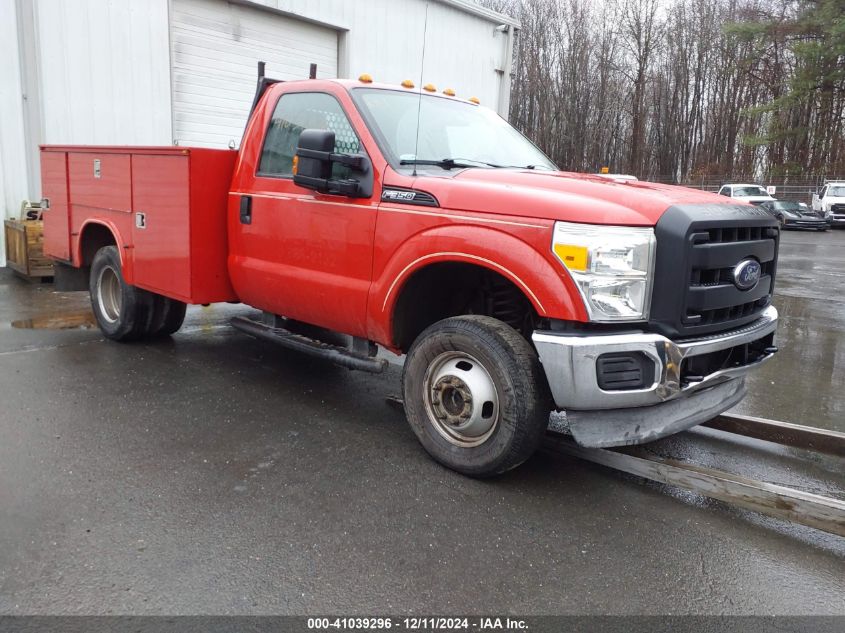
top-left (40, 68), bottom-right (779, 476)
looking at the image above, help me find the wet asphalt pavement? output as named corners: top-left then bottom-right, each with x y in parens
top-left (0, 229), bottom-right (844, 615)
top-left (735, 228), bottom-right (845, 432)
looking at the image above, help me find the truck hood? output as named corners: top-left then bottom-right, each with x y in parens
top-left (407, 169), bottom-right (734, 226)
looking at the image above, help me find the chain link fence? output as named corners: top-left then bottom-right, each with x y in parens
top-left (651, 175), bottom-right (845, 203)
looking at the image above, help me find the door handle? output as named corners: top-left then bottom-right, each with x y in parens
top-left (240, 195), bottom-right (252, 225)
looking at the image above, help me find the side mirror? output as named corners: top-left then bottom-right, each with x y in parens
top-left (293, 129), bottom-right (371, 197)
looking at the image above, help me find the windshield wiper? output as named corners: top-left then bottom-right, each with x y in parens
top-left (399, 157), bottom-right (504, 170)
top-left (399, 158), bottom-right (552, 171)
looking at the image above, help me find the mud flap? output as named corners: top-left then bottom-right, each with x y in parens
top-left (53, 262), bottom-right (89, 291)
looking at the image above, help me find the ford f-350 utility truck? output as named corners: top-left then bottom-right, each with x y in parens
top-left (40, 71), bottom-right (779, 477)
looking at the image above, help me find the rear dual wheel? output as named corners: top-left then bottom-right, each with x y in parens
top-left (402, 315), bottom-right (552, 477)
top-left (90, 246), bottom-right (186, 341)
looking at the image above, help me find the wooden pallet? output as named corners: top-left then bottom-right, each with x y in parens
top-left (4, 219), bottom-right (54, 280)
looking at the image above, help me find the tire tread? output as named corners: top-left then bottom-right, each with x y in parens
top-left (402, 315), bottom-right (551, 477)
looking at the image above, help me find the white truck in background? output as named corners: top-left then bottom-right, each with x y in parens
top-left (718, 183), bottom-right (776, 206)
top-left (812, 181), bottom-right (845, 227)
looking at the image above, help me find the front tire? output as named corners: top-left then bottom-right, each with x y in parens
top-left (402, 315), bottom-right (552, 477)
top-left (89, 246), bottom-right (154, 341)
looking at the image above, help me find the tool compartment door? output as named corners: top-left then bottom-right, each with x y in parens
top-left (41, 151), bottom-right (70, 261)
top-left (131, 154), bottom-right (192, 301)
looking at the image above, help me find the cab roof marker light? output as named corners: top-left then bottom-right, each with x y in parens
top-left (443, 88), bottom-right (456, 96)
top-left (423, 84), bottom-right (437, 92)
top-left (401, 79), bottom-right (415, 89)
top-left (468, 96), bottom-right (480, 104)
top-left (359, 73), bottom-right (374, 83)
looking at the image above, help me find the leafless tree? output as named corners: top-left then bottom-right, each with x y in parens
top-left (477, 0), bottom-right (845, 180)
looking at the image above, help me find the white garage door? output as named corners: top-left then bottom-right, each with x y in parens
top-left (170, 0), bottom-right (338, 148)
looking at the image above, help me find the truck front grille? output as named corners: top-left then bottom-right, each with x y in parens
top-left (684, 226), bottom-right (777, 328)
top-left (649, 204), bottom-right (779, 338)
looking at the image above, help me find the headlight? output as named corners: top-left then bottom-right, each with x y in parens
top-left (552, 222), bottom-right (656, 321)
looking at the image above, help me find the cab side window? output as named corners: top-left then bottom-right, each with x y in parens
top-left (718, 186), bottom-right (730, 197)
top-left (820, 186), bottom-right (827, 199)
top-left (259, 92), bottom-right (361, 178)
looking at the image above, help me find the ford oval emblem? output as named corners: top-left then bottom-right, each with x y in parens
top-left (733, 259), bottom-right (761, 291)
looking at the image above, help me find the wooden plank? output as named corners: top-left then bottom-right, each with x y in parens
top-left (703, 413), bottom-right (845, 458)
top-left (5, 220), bottom-right (27, 273)
top-left (546, 434), bottom-right (845, 538)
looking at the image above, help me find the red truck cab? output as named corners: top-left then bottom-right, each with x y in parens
top-left (41, 71), bottom-right (779, 476)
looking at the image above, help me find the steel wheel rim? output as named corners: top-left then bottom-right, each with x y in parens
top-left (97, 265), bottom-right (122, 324)
top-left (422, 351), bottom-right (500, 447)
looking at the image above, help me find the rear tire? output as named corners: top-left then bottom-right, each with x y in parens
top-left (402, 315), bottom-right (552, 477)
top-left (159, 299), bottom-right (187, 336)
top-left (148, 295), bottom-right (187, 337)
top-left (89, 246), bottom-right (154, 341)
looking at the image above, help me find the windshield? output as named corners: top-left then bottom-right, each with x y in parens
top-left (353, 88), bottom-right (557, 171)
top-left (770, 201), bottom-right (800, 212)
top-left (828, 186), bottom-right (845, 197)
top-left (734, 186), bottom-right (769, 197)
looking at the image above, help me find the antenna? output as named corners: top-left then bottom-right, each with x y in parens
top-left (412, 3), bottom-right (430, 178)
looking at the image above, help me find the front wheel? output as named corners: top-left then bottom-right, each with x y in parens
top-left (402, 315), bottom-right (552, 477)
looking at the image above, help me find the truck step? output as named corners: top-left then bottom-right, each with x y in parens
top-left (230, 316), bottom-right (388, 374)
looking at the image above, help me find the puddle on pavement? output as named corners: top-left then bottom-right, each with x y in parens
top-left (12, 310), bottom-right (97, 330)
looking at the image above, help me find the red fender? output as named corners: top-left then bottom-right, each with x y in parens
top-left (367, 224), bottom-right (587, 348)
top-left (74, 219), bottom-right (134, 284)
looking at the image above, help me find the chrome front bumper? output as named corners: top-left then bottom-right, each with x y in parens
top-left (533, 306), bottom-right (778, 446)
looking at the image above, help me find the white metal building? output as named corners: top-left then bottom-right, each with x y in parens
top-left (0, 0), bottom-right (518, 264)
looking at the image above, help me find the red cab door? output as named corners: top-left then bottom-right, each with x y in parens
top-left (229, 90), bottom-right (379, 338)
